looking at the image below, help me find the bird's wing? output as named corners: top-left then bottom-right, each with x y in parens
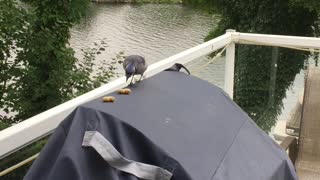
top-left (136, 56), bottom-right (146, 65)
top-left (123, 59), bottom-right (129, 69)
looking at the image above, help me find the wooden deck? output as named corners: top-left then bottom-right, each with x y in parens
top-left (295, 67), bottom-right (320, 180)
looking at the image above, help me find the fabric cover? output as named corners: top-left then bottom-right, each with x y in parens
top-left (24, 71), bottom-right (297, 180)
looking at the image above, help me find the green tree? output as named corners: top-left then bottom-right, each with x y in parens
top-left (204, 0), bottom-right (319, 40)
top-left (0, 0), bottom-right (123, 123)
top-left (184, 0), bottom-right (320, 132)
top-left (210, 0), bottom-right (319, 132)
top-left (0, 0), bottom-right (123, 179)
top-left (0, 0), bottom-right (30, 124)
top-left (0, 0), bottom-right (125, 128)
top-left (14, 0), bottom-right (90, 120)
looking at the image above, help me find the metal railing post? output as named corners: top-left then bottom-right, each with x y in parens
top-left (224, 29), bottom-right (236, 99)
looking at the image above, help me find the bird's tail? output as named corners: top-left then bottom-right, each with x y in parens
top-left (165, 63), bottom-right (191, 75)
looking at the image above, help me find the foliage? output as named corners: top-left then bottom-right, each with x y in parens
top-left (181, 0), bottom-right (215, 12)
top-left (1, 0), bottom-right (123, 124)
top-left (0, 39), bottom-right (123, 179)
top-left (136, 0), bottom-right (182, 3)
top-left (210, 0), bottom-right (318, 132)
top-left (204, 0), bottom-right (319, 40)
top-left (183, 0), bottom-right (319, 132)
top-left (234, 46), bottom-right (305, 132)
top-left (12, 0), bottom-right (90, 121)
top-left (290, 0), bottom-right (320, 12)
top-left (210, 0), bottom-right (319, 132)
top-left (0, 0), bottom-right (30, 123)
top-left (182, 0), bottom-right (213, 6)
top-left (0, 138), bottom-right (47, 180)
top-left (0, 121), bottom-right (9, 130)
top-left (0, 0), bottom-right (123, 178)
top-left (63, 41), bottom-right (124, 99)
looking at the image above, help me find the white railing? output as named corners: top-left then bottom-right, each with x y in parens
top-left (0, 30), bottom-right (319, 159)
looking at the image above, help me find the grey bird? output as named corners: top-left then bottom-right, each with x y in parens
top-left (123, 55), bottom-right (148, 85)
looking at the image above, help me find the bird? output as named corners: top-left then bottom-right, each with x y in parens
top-left (166, 63), bottom-right (191, 75)
top-left (123, 55), bottom-right (148, 85)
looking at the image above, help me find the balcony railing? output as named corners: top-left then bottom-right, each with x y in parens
top-left (0, 30), bottom-right (320, 159)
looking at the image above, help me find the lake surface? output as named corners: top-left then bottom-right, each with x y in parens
top-left (69, 3), bottom-right (308, 136)
top-left (70, 3), bottom-right (218, 63)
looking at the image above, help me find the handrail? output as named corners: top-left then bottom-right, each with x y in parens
top-left (280, 136), bottom-right (298, 164)
top-left (0, 153), bottom-right (39, 177)
top-left (0, 33), bottom-right (232, 159)
top-left (233, 32), bottom-right (320, 49)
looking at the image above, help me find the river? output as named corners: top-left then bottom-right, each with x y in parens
top-left (70, 3), bottom-right (218, 63)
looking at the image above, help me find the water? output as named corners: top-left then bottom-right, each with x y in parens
top-left (70, 3), bottom-right (218, 64)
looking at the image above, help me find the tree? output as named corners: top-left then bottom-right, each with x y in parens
top-left (183, 0), bottom-right (320, 132)
top-left (0, 0), bottom-right (123, 123)
top-left (204, 0), bottom-right (319, 40)
top-left (0, 0), bottom-right (30, 123)
top-left (12, 0), bottom-right (89, 120)
top-left (0, 0), bottom-right (123, 179)
top-left (290, 0), bottom-right (320, 12)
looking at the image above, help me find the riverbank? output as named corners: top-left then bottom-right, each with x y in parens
top-left (92, 0), bottom-right (182, 4)
top-left (136, 0), bottom-right (182, 3)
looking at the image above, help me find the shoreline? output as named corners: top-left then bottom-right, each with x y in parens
top-left (92, 0), bottom-right (183, 4)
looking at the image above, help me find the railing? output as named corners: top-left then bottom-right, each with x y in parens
top-left (0, 30), bottom-right (320, 159)
top-left (280, 136), bottom-right (298, 164)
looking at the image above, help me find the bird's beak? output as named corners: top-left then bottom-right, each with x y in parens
top-left (125, 74), bottom-right (129, 82)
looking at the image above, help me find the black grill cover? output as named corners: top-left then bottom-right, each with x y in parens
top-left (24, 71), bottom-right (297, 180)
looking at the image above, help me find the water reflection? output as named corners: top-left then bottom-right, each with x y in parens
top-left (70, 3), bottom-right (217, 64)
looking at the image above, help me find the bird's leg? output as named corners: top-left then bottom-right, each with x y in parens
top-left (137, 74), bottom-right (144, 82)
top-left (139, 74), bottom-right (143, 81)
top-left (129, 76), bottom-right (134, 85)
